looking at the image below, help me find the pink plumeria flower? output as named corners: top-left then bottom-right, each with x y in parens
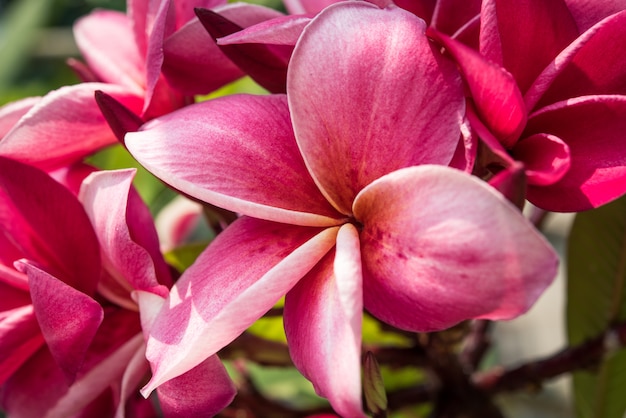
top-left (429, 1), bottom-right (626, 211)
top-left (0, 159), bottom-right (234, 416)
top-left (125, 2), bottom-right (558, 415)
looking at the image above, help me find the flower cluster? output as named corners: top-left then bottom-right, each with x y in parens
top-left (0, 0), bottom-right (624, 416)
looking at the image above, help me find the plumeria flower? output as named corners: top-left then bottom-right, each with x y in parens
top-left (429, 0), bottom-right (626, 211)
top-left (0, 158), bottom-right (234, 416)
top-left (124, 2), bottom-right (558, 415)
top-left (0, 0), bottom-right (281, 172)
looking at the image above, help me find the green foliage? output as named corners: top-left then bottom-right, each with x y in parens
top-left (567, 195), bottom-right (626, 418)
top-left (0, 0), bottom-right (52, 98)
top-left (164, 242), bottom-right (209, 273)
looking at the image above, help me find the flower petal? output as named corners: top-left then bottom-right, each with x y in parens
top-left (428, 29), bottom-right (526, 148)
top-left (217, 14), bottom-right (311, 46)
top-left (126, 94), bottom-right (343, 226)
top-left (143, 217), bottom-right (338, 393)
top-left (73, 10), bottom-right (145, 92)
top-left (353, 165), bottom-right (558, 331)
top-left (525, 95), bottom-right (626, 211)
top-left (0, 83), bottom-right (143, 170)
top-left (289, 2), bottom-right (464, 214)
top-left (157, 355), bottom-right (236, 417)
top-left (0, 157), bottom-right (101, 295)
top-left (162, 18), bottom-right (243, 96)
top-left (0, 306), bottom-right (44, 385)
top-left (284, 224), bottom-right (365, 417)
top-left (0, 97), bottom-right (40, 138)
top-left (564, 0), bottom-right (626, 32)
top-left (528, 10), bottom-right (626, 109)
top-left (513, 133), bottom-right (571, 186)
top-left (479, 0), bottom-right (578, 94)
top-left (16, 260), bottom-right (104, 383)
top-left (79, 169), bottom-right (171, 295)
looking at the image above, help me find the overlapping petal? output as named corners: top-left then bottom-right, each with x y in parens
top-left (126, 94), bottom-right (344, 226)
top-left (15, 261), bottom-right (103, 383)
top-left (564, 0), bottom-right (626, 31)
top-left (0, 97), bottom-right (40, 138)
top-left (289, 2), bottom-right (464, 213)
top-left (513, 133), bottom-right (571, 186)
top-left (80, 169), bottom-right (171, 297)
top-left (0, 84), bottom-right (143, 170)
top-left (524, 95), bottom-right (626, 211)
top-left (529, 10), bottom-right (626, 109)
top-left (479, 0), bottom-right (578, 94)
top-left (284, 224), bottom-right (364, 418)
top-left (0, 306), bottom-right (44, 385)
top-left (0, 157), bottom-right (101, 294)
top-left (143, 217), bottom-right (338, 393)
top-left (353, 165), bottom-right (558, 331)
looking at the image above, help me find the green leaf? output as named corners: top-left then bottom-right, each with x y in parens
top-left (164, 242), bottom-right (209, 273)
top-left (567, 195), bottom-right (626, 418)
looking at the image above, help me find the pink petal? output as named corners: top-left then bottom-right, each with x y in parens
top-left (195, 7), bottom-right (290, 94)
top-left (0, 306), bottom-right (44, 385)
top-left (217, 14), bottom-right (312, 46)
top-left (525, 95), bottom-right (626, 211)
top-left (95, 90), bottom-right (145, 142)
top-left (0, 97), bottom-right (40, 138)
top-left (283, 0), bottom-right (339, 14)
top-left (479, 0), bottom-right (579, 94)
top-left (513, 133), bottom-right (571, 186)
top-left (157, 355), bottom-right (236, 417)
top-left (0, 157), bottom-right (101, 295)
top-left (79, 169), bottom-right (171, 295)
top-left (143, 217), bottom-right (338, 393)
top-left (162, 18), bottom-right (243, 95)
top-left (73, 10), bottom-right (145, 92)
top-left (564, 0), bottom-right (626, 32)
top-left (431, 0), bottom-right (481, 39)
top-left (289, 2), bottom-right (464, 214)
top-left (0, 83), bottom-right (143, 170)
top-left (125, 94), bottom-right (344, 226)
top-left (528, 10), bottom-right (626, 109)
top-left (428, 29), bottom-right (526, 149)
top-left (114, 342), bottom-right (151, 418)
top-left (284, 224), bottom-right (365, 417)
top-left (47, 334), bottom-right (146, 417)
top-left (16, 260), bottom-right (104, 383)
top-left (174, 0), bottom-right (226, 27)
top-left (353, 165), bottom-right (558, 331)
top-left (488, 162), bottom-right (527, 209)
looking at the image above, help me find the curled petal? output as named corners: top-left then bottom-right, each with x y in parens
top-left (290, 2), bottom-right (464, 214)
top-left (525, 95), bottom-right (626, 211)
top-left (285, 224), bottom-right (365, 417)
top-left (353, 165), bottom-right (558, 331)
top-left (513, 133), bottom-right (571, 186)
top-left (0, 83), bottom-right (143, 170)
top-left (429, 29), bottom-right (526, 148)
top-left (16, 261), bottom-right (103, 383)
top-left (126, 94), bottom-right (343, 226)
top-left (143, 217), bottom-right (338, 393)
top-left (80, 169), bottom-right (171, 295)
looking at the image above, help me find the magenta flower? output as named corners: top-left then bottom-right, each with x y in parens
top-left (125, 3), bottom-right (557, 415)
top-left (0, 158), bottom-right (234, 416)
top-left (429, 1), bottom-right (626, 211)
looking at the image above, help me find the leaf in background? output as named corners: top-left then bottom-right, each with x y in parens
top-left (567, 194), bottom-right (626, 418)
top-left (0, 0), bottom-right (51, 99)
